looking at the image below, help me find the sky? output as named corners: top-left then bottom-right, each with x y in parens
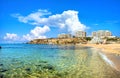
top-left (0, 0), bottom-right (120, 43)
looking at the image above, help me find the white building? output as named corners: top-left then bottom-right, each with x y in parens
top-left (92, 30), bottom-right (112, 38)
top-left (58, 33), bottom-right (72, 38)
top-left (75, 31), bottom-right (86, 38)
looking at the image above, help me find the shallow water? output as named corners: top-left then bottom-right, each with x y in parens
top-left (0, 44), bottom-right (120, 78)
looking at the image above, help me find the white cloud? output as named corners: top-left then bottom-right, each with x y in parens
top-left (13, 9), bottom-right (51, 24)
top-left (23, 25), bottom-right (50, 41)
top-left (6, 10), bottom-right (89, 42)
top-left (14, 9), bottom-right (88, 34)
top-left (3, 26), bottom-right (50, 42)
top-left (4, 33), bottom-right (19, 41)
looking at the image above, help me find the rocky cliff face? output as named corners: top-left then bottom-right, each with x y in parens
top-left (28, 38), bottom-right (87, 44)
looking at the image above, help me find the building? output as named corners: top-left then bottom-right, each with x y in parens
top-left (75, 31), bottom-right (86, 38)
top-left (105, 30), bottom-right (112, 37)
top-left (92, 32), bottom-right (97, 37)
top-left (58, 33), bottom-right (72, 38)
top-left (92, 30), bottom-right (112, 38)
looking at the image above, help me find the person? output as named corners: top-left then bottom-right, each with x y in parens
top-left (0, 46), bottom-right (1, 49)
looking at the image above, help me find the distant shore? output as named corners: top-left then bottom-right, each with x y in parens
top-left (78, 43), bottom-right (120, 71)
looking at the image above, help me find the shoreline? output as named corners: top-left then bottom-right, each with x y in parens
top-left (78, 43), bottom-right (120, 71)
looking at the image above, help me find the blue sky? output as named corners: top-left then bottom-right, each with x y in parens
top-left (0, 0), bottom-right (120, 43)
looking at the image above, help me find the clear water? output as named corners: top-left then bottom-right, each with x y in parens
top-left (0, 44), bottom-right (120, 78)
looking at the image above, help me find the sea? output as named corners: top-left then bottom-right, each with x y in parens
top-left (0, 44), bottom-right (120, 78)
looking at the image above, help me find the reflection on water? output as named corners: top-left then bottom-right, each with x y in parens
top-left (0, 44), bottom-right (120, 78)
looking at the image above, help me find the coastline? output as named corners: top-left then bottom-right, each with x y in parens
top-left (78, 43), bottom-right (120, 71)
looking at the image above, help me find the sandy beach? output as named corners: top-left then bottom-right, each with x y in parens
top-left (80, 44), bottom-right (120, 55)
top-left (79, 43), bottom-right (120, 71)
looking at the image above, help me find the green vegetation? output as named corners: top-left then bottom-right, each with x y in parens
top-left (105, 37), bottom-right (120, 43)
top-left (106, 37), bottom-right (118, 41)
top-left (85, 37), bottom-right (92, 41)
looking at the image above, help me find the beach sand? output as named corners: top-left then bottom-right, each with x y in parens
top-left (78, 43), bottom-right (120, 71)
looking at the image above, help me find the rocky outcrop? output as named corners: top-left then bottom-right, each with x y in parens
top-left (28, 38), bottom-right (87, 44)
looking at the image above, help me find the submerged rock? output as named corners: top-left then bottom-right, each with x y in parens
top-left (0, 74), bottom-right (4, 78)
top-left (55, 71), bottom-right (68, 77)
top-left (116, 53), bottom-right (120, 56)
top-left (39, 60), bottom-right (47, 63)
top-left (0, 64), bottom-right (3, 66)
top-left (36, 64), bottom-right (42, 67)
top-left (36, 61), bottom-right (48, 67)
top-left (36, 60), bottom-right (48, 67)
top-left (42, 64), bottom-right (54, 70)
top-left (25, 68), bottom-right (31, 71)
top-left (61, 56), bottom-right (66, 58)
top-left (0, 69), bottom-right (8, 72)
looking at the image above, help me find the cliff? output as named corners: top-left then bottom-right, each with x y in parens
top-left (28, 38), bottom-right (87, 44)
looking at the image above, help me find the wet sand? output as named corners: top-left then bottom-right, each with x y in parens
top-left (78, 43), bottom-right (120, 71)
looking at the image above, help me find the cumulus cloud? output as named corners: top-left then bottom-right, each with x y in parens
top-left (23, 25), bottom-right (50, 41)
top-left (5, 9), bottom-right (88, 42)
top-left (3, 26), bottom-right (50, 42)
top-left (14, 9), bottom-right (88, 34)
top-left (4, 33), bottom-right (19, 41)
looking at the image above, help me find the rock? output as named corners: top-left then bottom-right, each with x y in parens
top-left (56, 73), bottom-right (62, 77)
top-left (27, 38), bottom-right (87, 45)
top-left (0, 74), bottom-right (4, 78)
top-left (61, 56), bottom-right (66, 58)
top-left (0, 69), bottom-right (8, 72)
top-left (43, 64), bottom-right (54, 70)
top-left (25, 68), bottom-right (31, 71)
top-left (0, 64), bottom-right (3, 66)
top-left (39, 60), bottom-right (47, 63)
top-left (117, 54), bottom-right (120, 56)
top-left (36, 64), bottom-right (42, 67)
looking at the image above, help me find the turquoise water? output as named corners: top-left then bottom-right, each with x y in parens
top-left (0, 44), bottom-right (120, 78)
